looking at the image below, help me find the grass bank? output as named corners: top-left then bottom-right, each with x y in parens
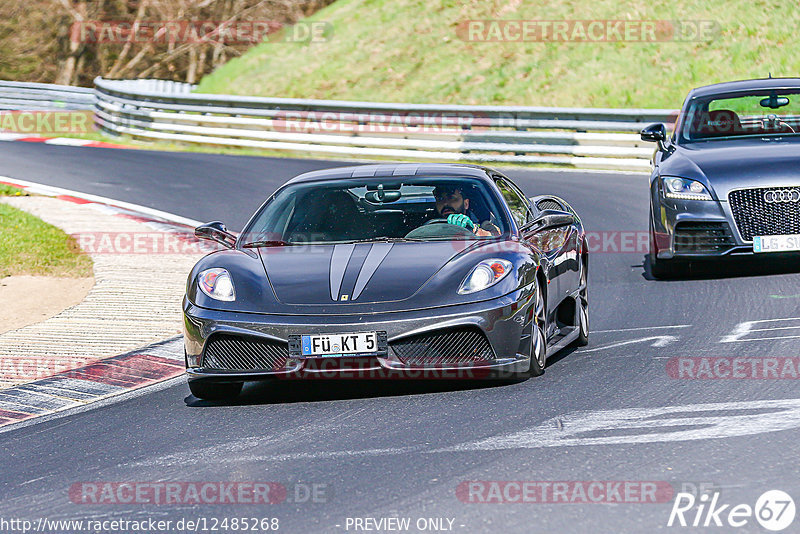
top-left (196, 0), bottom-right (798, 108)
top-left (0, 185), bottom-right (93, 278)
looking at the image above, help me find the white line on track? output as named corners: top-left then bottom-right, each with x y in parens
top-left (578, 335), bottom-right (679, 352)
top-left (169, 397), bottom-right (800, 463)
top-left (723, 335), bottom-right (800, 342)
top-left (0, 175), bottom-right (203, 227)
top-left (721, 317), bottom-right (800, 343)
top-left (750, 325), bottom-right (800, 332)
top-left (435, 398), bottom-right (800, 452)
top-left (593, 325), bottom-right (691, 334)
top-left (745, 317), bottom-right (800, 323)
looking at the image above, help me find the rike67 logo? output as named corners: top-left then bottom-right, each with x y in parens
top-left (668, 490), bottom-right (795, 531)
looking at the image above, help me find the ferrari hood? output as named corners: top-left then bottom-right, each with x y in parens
top-left (258, 241), bottom-right (468, 305)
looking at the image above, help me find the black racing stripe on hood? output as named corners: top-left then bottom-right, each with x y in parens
top-left (328, 243), bottom-right (396, 302)
top-left (352, 243), bottom-right (393, 300)
top-left (337, 244), bottom-right (372, 301)
top-left (329, 244), bottom-right (354, 301)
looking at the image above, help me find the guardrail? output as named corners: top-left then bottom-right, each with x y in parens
top-left (94, 78), bottom-right (676, 170)
top-left (1, 77), bottom-right (677, 170)
top-left (0, 80), bottom-right (96, 111)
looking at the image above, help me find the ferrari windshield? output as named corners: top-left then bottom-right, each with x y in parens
top-left (680, 89), bottom-right (800, 142)
top-left (240, 177), bottom-right (509, 245)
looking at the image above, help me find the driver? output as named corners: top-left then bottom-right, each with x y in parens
top-left (433, 184), bottom-right (500, 237)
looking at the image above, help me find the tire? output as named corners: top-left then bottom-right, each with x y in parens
top-left (189, 380), bottom-right (243, 401)
top-left (648, 213), bottom-right (683, 279)
top-left (573, 258), bottom-right (589, 347)
top-left (650, 255), bottom-right (674, 279)
top-left (649, 255), bottom-right (689, 279)
top-left (526, 280), bottom-right (548, 377)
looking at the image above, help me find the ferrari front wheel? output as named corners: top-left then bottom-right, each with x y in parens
top-left (527, 281), bottom-right (548, 377)
top-left (573, 258), bottom-right (589, 347)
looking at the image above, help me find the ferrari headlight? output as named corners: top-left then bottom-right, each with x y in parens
top-left (662, 177), bottom-right (712, 200)
top-left (198, 268), bottom-right (235, 301)
top-left (458, 259), bottom-right (513, 295)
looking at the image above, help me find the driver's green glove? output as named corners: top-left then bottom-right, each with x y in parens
top-left (447, 213), bottom-right (475, 230)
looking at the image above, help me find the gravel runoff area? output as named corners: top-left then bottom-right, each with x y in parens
top-left (0, 195), bottom-right (206, 390)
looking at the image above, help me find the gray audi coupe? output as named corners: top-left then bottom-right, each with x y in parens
top-left (641, 78), bottom-right (800, 278)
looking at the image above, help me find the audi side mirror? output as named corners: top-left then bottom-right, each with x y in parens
top-left (641, 123), bottom-right (667, 143)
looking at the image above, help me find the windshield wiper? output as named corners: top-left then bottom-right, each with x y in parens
top-left (245, 237), bottom-right (431, 247)
top-left (344, 237), bottom-right (426, 244)
top-left (242, 240), bottom-right (295, 248)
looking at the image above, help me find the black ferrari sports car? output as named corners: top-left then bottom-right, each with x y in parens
top-left (641, 78), bottom-right (800, 278)
top-left (183, 163), bottom-right (588, 400)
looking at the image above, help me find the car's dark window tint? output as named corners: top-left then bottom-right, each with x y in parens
top-left (496, 178), bottom-right (530, 227)
top-left (240, 176), bottom-right (510, 245)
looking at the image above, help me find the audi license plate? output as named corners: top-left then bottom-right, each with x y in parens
top-left (753, 234), bottom-right (800, 253)
top-left (300, 332), bottom-right (378, 356)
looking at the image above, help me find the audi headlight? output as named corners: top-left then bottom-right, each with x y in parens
top-left (198, 268), bottom-right (235, 301)
top-left (662, 177), bottom-right (713, 200)
top-left (458, 259), bottom-right (513, 295)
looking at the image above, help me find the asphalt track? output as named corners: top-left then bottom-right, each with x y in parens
top-left (1, 142), bottom-right (799, 533)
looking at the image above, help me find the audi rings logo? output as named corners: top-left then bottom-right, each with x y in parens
top-left (764, 189), bottom-right (800, 204)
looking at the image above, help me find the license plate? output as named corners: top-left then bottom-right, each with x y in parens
top-left (753, 234), bottom-right (800, 253)
top-left (300, 332), bottom-right (378, 356)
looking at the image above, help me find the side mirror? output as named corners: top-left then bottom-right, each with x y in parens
top-left (195, 221), bottom-right (236, 249)
top-left (641, 123), bottom-right (667, 143)
top-left (527, 209), bottom-right (575, 231)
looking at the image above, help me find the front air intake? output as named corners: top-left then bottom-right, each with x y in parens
top-left (673, 222), bottom-right (736, 253)
top-left (390, 327), bottom-right (495, 366)
top-left (203, 334), bottom-right (289, 371)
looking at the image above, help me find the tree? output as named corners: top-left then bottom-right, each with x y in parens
top-left (0, 0), bottom-right (334, 86)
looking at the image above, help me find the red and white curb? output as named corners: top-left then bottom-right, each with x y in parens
top-left (0, 178), bottom-right (214, 429)
top-left (0, 176), bottom-right (203, 228)
top-left (0, 132), bottom-right (133, 149)
top-left (0, 338), bottom-right (184, 428)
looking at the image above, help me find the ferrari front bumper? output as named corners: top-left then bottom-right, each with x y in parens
top-left (183, 289), bottom-right (535, 382)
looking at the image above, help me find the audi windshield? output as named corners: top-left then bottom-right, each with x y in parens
top-left (680, 89), bottom-right (800, 142)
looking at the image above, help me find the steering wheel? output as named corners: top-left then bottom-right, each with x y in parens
top-left (423, 218), bottom-right (450, 226)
